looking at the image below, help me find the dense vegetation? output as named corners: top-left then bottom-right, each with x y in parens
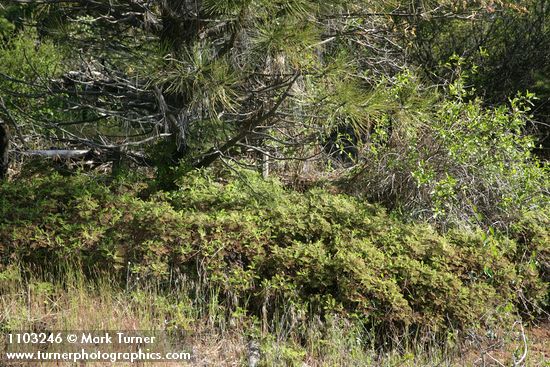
top-left (0, 0), bottom-right (548, 365)
top-left (0, 170), bottom-right (548, 338)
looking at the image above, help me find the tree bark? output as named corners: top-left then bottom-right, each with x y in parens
top-left (0, 123), bottom-right (10, 180)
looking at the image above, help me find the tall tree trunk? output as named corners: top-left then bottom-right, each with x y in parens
top-left (158, 1), bottom-right (203, 166)
top-left (160, 0), bottom-right (202, 52)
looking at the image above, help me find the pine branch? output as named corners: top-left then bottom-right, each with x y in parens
top-left (193, 73), bottom-right (300, 169)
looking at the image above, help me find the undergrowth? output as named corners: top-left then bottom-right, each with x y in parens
top-left (0, 169), bottom-right (548, 345)
top-left (3, 265), bottom-right (545, 366)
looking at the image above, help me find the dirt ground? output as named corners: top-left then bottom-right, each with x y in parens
top-left (462, 321), bottom-right (549, 366)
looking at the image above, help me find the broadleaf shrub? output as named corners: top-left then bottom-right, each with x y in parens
top-left (349, 71), bottom-right (549, 230)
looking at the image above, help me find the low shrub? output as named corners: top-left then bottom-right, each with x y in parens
top-left (0, 170), bottom-right (547, 338)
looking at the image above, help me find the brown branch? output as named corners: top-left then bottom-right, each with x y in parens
top-left (193, 73), bottom-right (300, 169)
top-left (0, 97), bottom-right (27, 149)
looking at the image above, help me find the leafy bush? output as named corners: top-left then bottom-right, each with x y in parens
top-left (0, 170), bottom-right (547, 338)
top-left (349, 70), bottom-right (549, 229)
top-left (508, 210), bottom-right (550, 316)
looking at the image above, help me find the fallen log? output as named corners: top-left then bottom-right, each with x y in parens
top-left (18, 148), bottom-right (153, 167)
top-left (21, 150), bottom-right (92, 159)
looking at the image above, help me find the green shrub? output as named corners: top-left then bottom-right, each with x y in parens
top-left (349, 70), bottom-right (549, 230)
top-left (0, 170), bottom-right (547, 338)
top-left (508, 210), bottom-right (550, 317)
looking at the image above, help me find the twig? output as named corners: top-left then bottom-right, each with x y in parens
top-left (513, 322), bottom-right (528, 367)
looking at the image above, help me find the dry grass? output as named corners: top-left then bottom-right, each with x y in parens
top-left (1, 266), bottom-right (548, 366)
